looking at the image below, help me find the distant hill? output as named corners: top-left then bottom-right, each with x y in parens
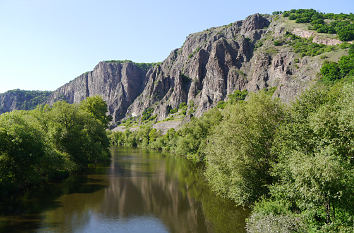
top-left (0, 89), bottom-right (51, 114)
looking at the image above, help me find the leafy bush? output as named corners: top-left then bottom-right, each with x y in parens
top-left (141, 107), bottom-right (154, 121)
top-left (169, 107), bottom-right (178, 114)
top-left (321, 49), bottom-right (354, 82)
top-left (272, 11), bottom-right (282, 15)
top-left (228, 89), bottom-right (248, 103)
top-left (321, 61), bottom-right (341, 82)
top-left (273, 40), bottom-right (282, 46)
top-left (204, 92), bottom-right (285, 205)
top-left (246, 213), bottom-right (307, 233)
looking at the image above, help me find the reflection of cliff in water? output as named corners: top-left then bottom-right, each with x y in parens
top-left (102, 149), bottom-right (208, 233)
top-left (100, 148), bottom-right (248, 233)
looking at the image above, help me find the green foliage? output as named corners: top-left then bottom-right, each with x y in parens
top-left (285, 32), bottom-right (336, 57)
top-left (204, 92), bottom-right (285, 205)
top-left (272, 11), bottom-right (282, 15)
top-left (246, 212), bottom-right (307, 233)
top-left (321, 61), bottom-right (341, 82)
top-left (169, 107), bottom-right (178, 114)
top-left (79, 96), bottom-right (112, 127)
top-left (104, 60), bottom-right (159, 71)
top-left (250, 82), bottom-right (354, 232)
top-left (0, 96), bottom-right (111, 196)
top-left (110, 107), bottom-right (223, 164)
top-left (179, 102), bottom-right (188, 115)
top-left (134, 62), bottom-right (161, 71)
top-left (320, 51), bottom-right (354, 82)
top-left (254, 40), bottom-right (263, 49)
top-left (273, 40), bottom-right (282, 46)
top-left (175, 108), bottom-right (223, 163)
top-left (105, 59), bottom-right (132, 63)
top-left (141, 107), bottom-right (154, 121)
top-left (283, 9), bottom-right (354, 41)
top-left (228, 89), bottom-right (248, 103)
top-left (120, 117), bottom-right (138, 127)
top-left (217, 100), bottom-right (226, 109)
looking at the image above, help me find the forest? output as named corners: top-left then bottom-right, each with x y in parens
top-left (0, 96), bottom-right (111, 198)
top-left (110, 47), bottom-right (353, 232)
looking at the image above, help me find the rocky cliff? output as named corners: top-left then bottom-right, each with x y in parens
top-left (125, 13), bottom-right (334, 120)
top-left (0, 13), bottom-right (347, 124)
top-left (47, 61), bottom-right (148, 122)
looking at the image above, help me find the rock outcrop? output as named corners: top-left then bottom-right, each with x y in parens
top-left (292, 28), bottom-right (342, 45)
top-left (47, 61), bottom-right (148, 122)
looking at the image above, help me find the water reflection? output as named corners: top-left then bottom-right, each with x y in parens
top-left (0, 148), bottom-right (248, 233)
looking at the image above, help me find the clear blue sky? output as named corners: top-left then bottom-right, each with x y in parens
top-left (0, 0), bottom-right (353, 93)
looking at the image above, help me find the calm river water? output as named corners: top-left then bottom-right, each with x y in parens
top-left (0, 148), bottom-right (248, 233)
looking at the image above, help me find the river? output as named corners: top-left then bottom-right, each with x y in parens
top-left (0, 148), bottom-right (248, 233)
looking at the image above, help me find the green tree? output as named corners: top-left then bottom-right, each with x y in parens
top-left (0, 112), bottom-right (46, 190)
top-left (321, 61), bottom-right (341, 82)
top-left (79, 96), bottom-right (112, 127)
top-left (204, 92), bottom-right (285, 205)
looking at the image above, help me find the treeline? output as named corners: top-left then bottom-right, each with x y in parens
top-left (0, 96), bottom-right (111, 197)
top-left (110, 55), bottom-right (353, 231)
top-left (109, 89), bottom-right (250, 163)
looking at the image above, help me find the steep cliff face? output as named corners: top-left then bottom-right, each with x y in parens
top-left (126, 14), bottom-right (269, 119)
top-left (47, 61), bottom-right (148, 122)
top-left (125, 13), bottom-right (327, 120)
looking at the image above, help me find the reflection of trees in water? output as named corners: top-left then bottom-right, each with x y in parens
top-left (38, 148), bottom-right (248, 233)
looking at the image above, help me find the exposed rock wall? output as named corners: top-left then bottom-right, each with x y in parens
top-left (292, 28), bottom-right (342, 45)
top-left (47, 62), bottom-right (147, 122)
top-left (125, 13), bottom-right (325, 120)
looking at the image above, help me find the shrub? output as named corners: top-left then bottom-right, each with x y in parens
top-left (273, 40), bottom-right (282, 46)
top-left (321, 61), bottom-right (341, 82)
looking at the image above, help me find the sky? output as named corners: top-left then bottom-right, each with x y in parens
top-left (0, 0), bottom-right (353, 93)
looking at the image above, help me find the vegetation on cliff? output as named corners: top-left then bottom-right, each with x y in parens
top-left (280, 9), bottom-right (354, 41)
top-left (0, 96), bottom-right (111, 197)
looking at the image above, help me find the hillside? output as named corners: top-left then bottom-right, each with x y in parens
top-left (0, 89), bottom-right (51, 114)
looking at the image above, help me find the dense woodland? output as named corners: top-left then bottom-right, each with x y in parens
top-left (110, 46), bottom-right (354, 232)
top-left (0, 96), bottom-right (111, 197)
